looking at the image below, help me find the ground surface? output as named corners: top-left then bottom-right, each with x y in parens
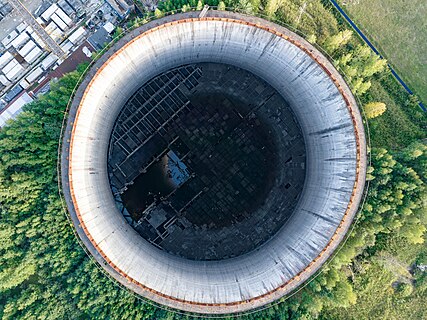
top-left (339, 0), bottom-right (427, 105)
top-left (326, 236), bottom-right (427, 320)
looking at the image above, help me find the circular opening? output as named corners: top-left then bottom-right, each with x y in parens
top-left (108, 63), bottom-right (306, 260)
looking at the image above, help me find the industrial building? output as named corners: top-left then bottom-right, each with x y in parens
top-left (61, 11), bottom-right (367, 314)
top-left (0, 0), bottom-right (89, 125)
top-left (0, 91), bottom-right (33, 127)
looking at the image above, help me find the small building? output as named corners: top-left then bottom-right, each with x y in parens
top-left (19, 79), bottom-right (30, 89)
top-left (105, 0), bottom-right (134, 20)
top-left (41, 54), bottom-right (58, 70)
top-left (0, 1), bottom-right (12, 17)
top-left (34, 1), bottom-right (51, 18)
top-left (25, 25), bottom-right (34, 34)
top-left (18, 40), bottom-right (37, 57)
top-left (16, 22), bottom-right (27, 33)
top-left (5, 63), bottom-right (25, 80)
top-left (26, 67), bottom-right (44, 83)
top-left (36, 17), bottom-right (45, 26)
top-left (3, 85), bottom-right (23, 103)
top-left (65, 0), bottom-right (83, 12)
top-left (45, 21), bottom-right (59, 34)
top-left (45, 22), bottom-right (64, 42)
top-left (31, 33), bottom-right (45, 48)
top-left (68, 27), bottom-right (86, 44)
top-left (0, 74), bottom-right (10, 86)
top-left (10, 32), bottom-right (30, 49)
top-left (60, 40), bottom-right (73, 54)
top-left (58, 0), bottom-right (75, 16)
top-left (55, 7), bottom-right (73, 26)
top-left (50, 29), bottom-right (64, 42)
top-left (0, 91), bottom-right (33, 127)
top-left (0, 51), bottom-right (13, 68)
top-left (2, 58), bottom-right (18, 74)
top-left (1, 30), bottom-right (18, 48)
top-left (41, 3), bottom-right (59, 22)
top-left (51, 13), bottom-right (68, 31)
top-left (103, 21), bottom-right (115, 34)
top-left (24, 47), bottom-right (43, 64)
top-left (87, 27), bottom-right (112, 50)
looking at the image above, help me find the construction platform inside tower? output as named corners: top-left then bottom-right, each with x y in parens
top-left (108, 62), bottom-right (306, 261)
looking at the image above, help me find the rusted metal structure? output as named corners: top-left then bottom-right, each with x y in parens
top-left (60, 11), bottom-right (367, 314)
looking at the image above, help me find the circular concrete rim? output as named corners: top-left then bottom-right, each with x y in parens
top-left (61, 11), bottom-right (367, 315)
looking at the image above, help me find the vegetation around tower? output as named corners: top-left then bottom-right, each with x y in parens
top-left (0, 1), bottom-right (425, 319)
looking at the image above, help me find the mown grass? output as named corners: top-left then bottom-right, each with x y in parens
top-left (337, 0), bottom-right (427, 106)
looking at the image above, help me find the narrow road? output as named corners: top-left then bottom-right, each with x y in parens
top-left (7, 0), bottom-right (64, 57)
top-left (329, 0), bottom-right (426, 111)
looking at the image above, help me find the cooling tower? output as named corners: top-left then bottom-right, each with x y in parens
top-left (60, 10), bottom-right (367, 314)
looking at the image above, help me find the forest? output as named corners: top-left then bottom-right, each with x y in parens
top-left (0, 0), bottom-right (426, 319)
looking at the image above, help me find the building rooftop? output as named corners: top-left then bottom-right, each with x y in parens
top-left (87, 26), bottom-right (112, 50)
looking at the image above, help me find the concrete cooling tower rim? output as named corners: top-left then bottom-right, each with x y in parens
top-left (61, 11), bottom-right (367, 314)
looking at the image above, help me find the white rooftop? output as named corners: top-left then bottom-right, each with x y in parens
top-left (0, 92), bottom-right (33, 127)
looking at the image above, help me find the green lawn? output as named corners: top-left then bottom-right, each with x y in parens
top-left (337, 0), bottom-right (427, 105)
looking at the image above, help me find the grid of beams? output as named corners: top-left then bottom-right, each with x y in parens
top-left (108, 63), bottom-right (305, 260)
top-left (109, 65), bottom-right (202, 190)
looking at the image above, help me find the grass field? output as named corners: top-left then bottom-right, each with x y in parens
top-left (366, 80), bottom-right (425, 149)
top-left (337, 0), bottom-right (427, 105)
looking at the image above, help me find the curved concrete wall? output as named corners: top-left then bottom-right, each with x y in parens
top-left (61, 11), bottom-right (366, 314)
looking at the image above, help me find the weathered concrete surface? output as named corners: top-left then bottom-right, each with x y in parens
top-left (61, 11), bottom-right (367, 314)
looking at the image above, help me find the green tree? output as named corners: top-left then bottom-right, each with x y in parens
top-left (401, 141), bottom-right (426, 161)
top-left (306, 34), bottom-right (317, 44)
top-left (400, 214), bottom-right (426, 244)
top-left (154, 8), bottom-right (164, 18)
top-left (351, 77), bottom-right (371, 95)
top-left (364, 102), bottom-right (387, 119)
top-left (113, 26), bottom-right (123, 39)
top-left (361, 54), bottom-right (387, 77)
top-left (323, 29), bottom-right (353, 53)
top-left (395, 282), bottom-right (414, 298)
top-left (265, 0), bottom-right (280, 17)
top-left (196, 0), bottom-right (204, 10)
